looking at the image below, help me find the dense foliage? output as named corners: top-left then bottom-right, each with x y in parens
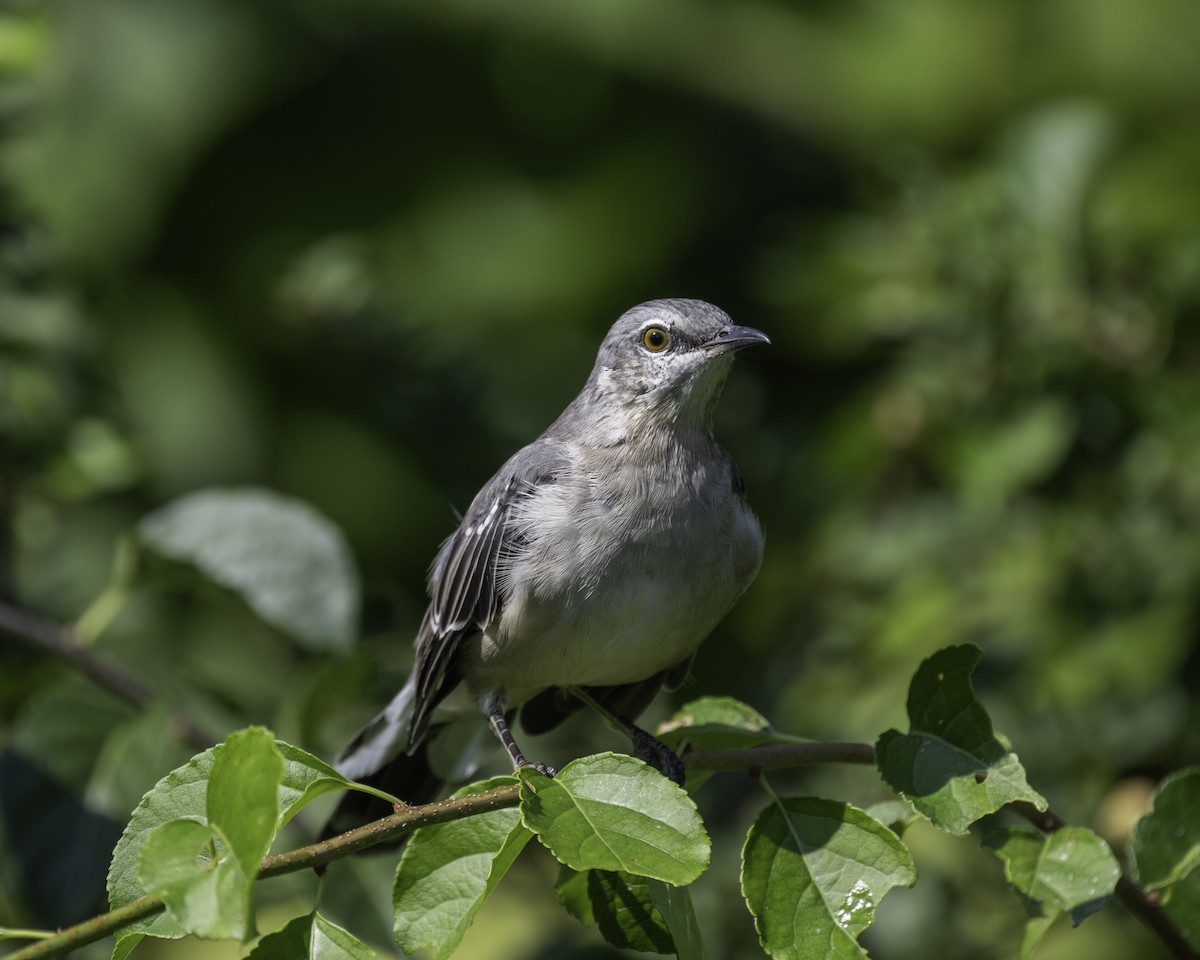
top-left (2, 1), bottom-right (1199, 958)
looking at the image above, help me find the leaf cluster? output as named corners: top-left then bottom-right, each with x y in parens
top-left (13, 628), bottom-right (1192, 960)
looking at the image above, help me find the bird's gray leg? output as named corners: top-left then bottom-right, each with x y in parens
top-left (569, 687), bottom-right (686, 786)
top-left (483, 694), bottom-right (556, 777)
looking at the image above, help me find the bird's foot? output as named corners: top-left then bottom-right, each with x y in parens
top-left (631, 730), bottom-right (686, 786)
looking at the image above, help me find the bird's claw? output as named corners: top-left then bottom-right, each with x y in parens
top-left (519, 759), bottom-right (557, 778)
top-left (632, 731), bottom-right (686, 786)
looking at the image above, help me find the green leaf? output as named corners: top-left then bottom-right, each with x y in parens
top-left (132, 729), bottom-right (285, 941)
top-left (657, 696), bottom-right (786, 790)
top-left (1130, 766), bottom-right (1200, 890)
top-left (983, 825), bottom-right (1121, 950)
top-left (1130, 767), bottom-right (1200, 950)
top-left (584, 871), bottom-right (673, 954)
top-left (136, 819), bottom-right (250, 940)
top-left (109, 753), bottom-right (213, 941)
top-left (558, 866), bottom-right (705, 958)
top-left (138, 487), bottom-right (359, 652)
top-left (111, 933), bottom-right (143, 960)
top-left (741, 797), bottom-right (916, 960)
top-left (555, 866), bottom-right (594, 927)
top-left (519, 753), bottom-right (710, 885)
top-left (273, 741), bottom-right (385, 828)
top-left (108, 733), bottom-right (342, 941)
top-left (661, 695), bottom-right (770, 736)
top-left (393, 777), bottom-right (531, 960)
top-left (1016, 914), bottom-right (1058, 960)
top-left (863, 799), bottom-right (919, 836)
top-left (875, 644), bottom-right (1047, 835)
top-left (208, 727), bottom-right (283, 878)
top-left (249, 911), bottom-right (379, 960)
top-left (648, 878), bottom-right (706, 960)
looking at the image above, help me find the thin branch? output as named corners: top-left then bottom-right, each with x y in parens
top-left (6, 784), bottom-right (526, 960)
top-left (0, 599), bottom-right (213, 751)
top-left (4, 897), bottom-right (166, 960)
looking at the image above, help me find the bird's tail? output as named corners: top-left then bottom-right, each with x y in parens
top-left (319, 674), bottom-right (445, 842)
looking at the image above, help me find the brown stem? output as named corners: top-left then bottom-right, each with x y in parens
top-left (6, 785), bottom-right (524, 960)
top-left (0, 599), bottom-right (213, 751)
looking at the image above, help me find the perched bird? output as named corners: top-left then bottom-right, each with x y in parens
top-left (324, 298), bottom-right (767, 834)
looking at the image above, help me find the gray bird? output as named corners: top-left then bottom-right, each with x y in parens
top-left (324, 298), bottom-right (767, 833)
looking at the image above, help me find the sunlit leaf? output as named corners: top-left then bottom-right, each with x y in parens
top-left (393, 777), bottom-right (530, 960)
top-left (741, 797), bottom-right (916, 960)
top-left (131, 728), bottom-right (283, 941)
top-left (519, 754), bottom-right (710, 885)
top-left (208, 727), bottom-right (283, 879)
top-left (137, 819), bottom-right (249, 941)
top-left (108, 732), bottom-right (344, 942)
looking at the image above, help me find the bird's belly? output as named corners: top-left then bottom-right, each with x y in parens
top-left (464, 496), bottom-right (761, 704)
top-left (472, 578), bottom-right (717, 703)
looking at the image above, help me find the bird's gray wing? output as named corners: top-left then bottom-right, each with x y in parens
top-left (407, 439), bottom-right (567, 745)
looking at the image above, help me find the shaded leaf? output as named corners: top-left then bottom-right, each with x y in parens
top-left (111, 933), bottom-right (142, 960)
top-left (588, 870), bottom-right (674, 954)
top-left (863, 799), bottom-right (919, 837)
top-left (876, 645), bottom-right (1046, 835)
top-left (249, 911), bottom-right (379, 960)
top-left (393, 777), bottom-right (531, 960)
top-left (275, 741), bottom-right (394, 827)
top-left (741, 797), bottom-right (916, 960)
top-left (519, 753), bottom-right (710, 885)
top-left (648, 878), bottom-right (706, 960)
top-left (555, 866), bottom-right (594, 927)
top-left (1130, 767), bottom-right (1200, 950)
top-left (138, 487), bottom-right (359, 652)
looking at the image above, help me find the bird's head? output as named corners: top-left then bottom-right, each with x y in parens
top-left (585, 299), bottom-right (770, 431)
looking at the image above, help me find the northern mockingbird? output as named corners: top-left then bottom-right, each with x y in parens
top-left (325, 298), bottom-right (767, 832)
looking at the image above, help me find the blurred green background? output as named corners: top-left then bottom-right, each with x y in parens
top-left (2, 0), bottom-right (1199, 957)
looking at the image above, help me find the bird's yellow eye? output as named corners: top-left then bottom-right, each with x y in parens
top-left (642, 326), bottom-right (670, 352)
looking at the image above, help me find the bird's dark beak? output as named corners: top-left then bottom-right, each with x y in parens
top-left (704, 324), bottom-right (771, 354)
